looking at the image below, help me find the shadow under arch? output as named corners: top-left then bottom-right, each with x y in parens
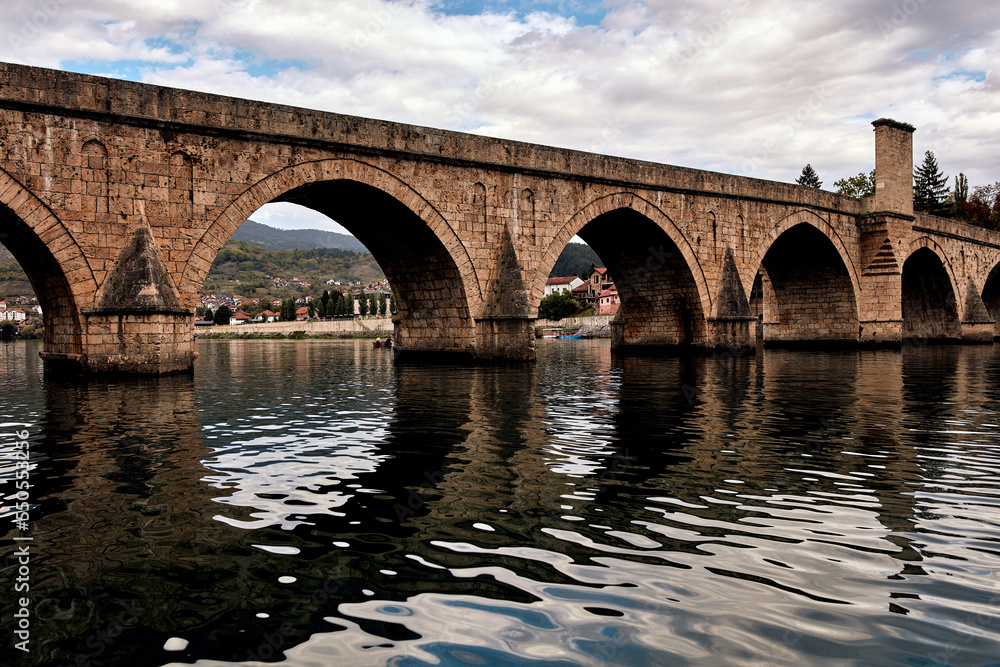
top-left (902, 239), bottom-right (961, 341)
top-left (749, 211), bottom-right (860, 344)
top-left (981, 259), bottom-right (1000, 338)
top-left (542, 193), bottom-right (711, 348)
top-left (180, 158), bottom-right (482, 355)
top-left (0, 169), bottom-right (96, 360)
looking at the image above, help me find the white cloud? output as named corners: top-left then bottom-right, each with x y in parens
top-left (0, 0), bottom-right (996, 217)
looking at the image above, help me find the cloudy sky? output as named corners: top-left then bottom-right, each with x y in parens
top-left (1, 0), bottom-right (996, 233)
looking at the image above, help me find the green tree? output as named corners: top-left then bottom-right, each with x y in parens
top-left (280, 298), bottom-right (296, 322)
top-left (213, 305), bottom-right (232, 326)
top-left (358, 292), bottom-right (369, 317)
top-left (950, 173), bottom-right (969, 219)
top-left (0, 322), bottom-right (16, 341)
top-left (796, 164), bottom-right (822, 189)
top-left (204, 308), bottom-right (214, 323)
top-left (538, 291), bottom-right (581, 320)
top-left (913, 150), bottom-right (949, 213)
top-left (378, 293), bottom-right (386, 317)
top-left (834, 169), bottom-right (876, 198)
top-left (389, 292), bottom-right (397, 315)
top-left (368, 294), bottom-right (377, 317)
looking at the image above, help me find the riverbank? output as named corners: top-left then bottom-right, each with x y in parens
top-left (195, 317), bottom-right (392, 339)
top-left (534, 314), bottom-right (612, 337)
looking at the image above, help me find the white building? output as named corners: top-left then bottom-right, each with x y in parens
top-left (544, 276), bottom-right (584, 297)
top-left (0, 309), bottom-right (27, 322)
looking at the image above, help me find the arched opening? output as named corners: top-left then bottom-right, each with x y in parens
top-left (982, 263), bottom-right (1000, 340)
top-left (748, 267), bottom-right (777, 325)
top-left (193, 176), bottom-right (476, 354)
top-left (563, 208), bottom-right (707, 348)
top-left (757, 223), bottom-right (858, 344)
top-left (0, 203), bottom-right (82, 357)
top-left (902, 248), bottom-right (960, 342)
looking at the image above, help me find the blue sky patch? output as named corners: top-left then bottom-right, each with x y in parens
top-left (934, 69), bottom-right (987, 82)
top-left (61, 59), bottom-right (152, 81)
top-left (432, 0), bottom-right (609, 26)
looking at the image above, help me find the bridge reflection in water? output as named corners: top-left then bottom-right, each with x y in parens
top-left (3, 338), bottom-right (1000, 665)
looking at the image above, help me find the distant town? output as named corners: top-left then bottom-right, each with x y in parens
top-left (0, 218), bottom-right (609, 334)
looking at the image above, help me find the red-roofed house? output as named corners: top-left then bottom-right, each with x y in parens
top-left (0, 308), bottom-right (27, 322)
top-left (544, 275), bottom-right (584, 297)
top-left (229, 310), bottom-right (252, 325)
top-left (576, 267), bottom-right (614, 304)
top-left (256, 309), bottom-right (279, 323)
top-left (295, 306), bottom-right (310, 321)
top-left (597, 287), bottom-right (620, 315)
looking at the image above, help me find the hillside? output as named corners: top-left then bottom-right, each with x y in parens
top-left (550, 242), bottom-right (605, 278)
top-left (2, 230), bottom-right (603, 302)
top-left (232, 219), bottom-right (368, 252)
top-left (203, 240), bottom-right (384, 299)
top-left (0, 245), bottom-right (32, 298)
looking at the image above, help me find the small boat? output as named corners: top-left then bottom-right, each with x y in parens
top-left (541, 328), bottom-right (561, 338)
top-left (558, 329), bottom-right (582, 339)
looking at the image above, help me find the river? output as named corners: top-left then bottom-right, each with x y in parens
top-left (2, 338), bottom-right (1000, 666)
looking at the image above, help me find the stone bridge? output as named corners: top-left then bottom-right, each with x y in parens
top-left (1, 62), bottom-right (998, 374)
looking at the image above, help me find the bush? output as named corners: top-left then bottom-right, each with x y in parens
top-left (538, 291), bottom-right (581, 320)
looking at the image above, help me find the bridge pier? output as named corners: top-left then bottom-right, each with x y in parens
top-left (474, 316), bottom-right (537, 362)
top-left (41, 311), bottom-right (196, 375)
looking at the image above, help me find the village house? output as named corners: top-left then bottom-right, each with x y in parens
top-left (545, 276), bottom-right (584, 297)
top-left (229, 310), bottom-right (252, 325)
top-left (257, 309), bottom-right (279, 323)
top-left (0, 308), bottom-right (27, 322)
top-left (597, 286), bottom-right (620, 316)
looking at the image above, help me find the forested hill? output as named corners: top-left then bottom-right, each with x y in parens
top-left (0, 245), bottom-right (32, 298)
top-left (202, 240), bottom-right (384, 298)
top-left (549, 242), bottom-right (605, 278)
top-left (233, 219), bottom-right (368, 252)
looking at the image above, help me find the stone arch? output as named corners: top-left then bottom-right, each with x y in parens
top-left (981, 258), bottom-right (1000, 338)
top-left (749, 210), bottom-right (860, 344)
top-left (745, 209), bottom-right (861, 302)
top-left (902, 238), bottom-right (961, 341)
top-left (0, 168), bottom-right (96, 359)
top-left (540, 192), bottom-right (710, 316)
top-left (181, 158), bottom-right (482, 353)
top-left (541, 192), bottom-right (711, 347)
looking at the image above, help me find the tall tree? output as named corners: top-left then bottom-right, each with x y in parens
top-left (280, 298), bottom-right (295, 322)
top-left (913, 150), bottom-right (949, 213)
top-left (950, 173), bottom-right (969, 219)
top-left (358, 292), bottom-right (369, 317)
top-left (389, 292), bottom-right (396, 315)
top-left (368, 294), bottom-right (377, 317)
top-left (834, 170), bottom-right (876, 199)
top-left (796, 164), bottom-right (822, 189)
top-left (378, 293), bottom-right (387, 317)
top-left (213, 305), bottom-right (232, 325)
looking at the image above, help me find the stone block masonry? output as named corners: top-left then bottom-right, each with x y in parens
top-left (0, 62), bottom-right (998, 374)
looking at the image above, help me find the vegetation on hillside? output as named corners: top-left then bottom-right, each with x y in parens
top-left (233, 219), bottom-right (368, 252)
top-left (203, 240), bottom-right (384, 299)
top-left (550, 242), bottom-right (604, 278)
top-left (0, 246), bottom-right (32, 299)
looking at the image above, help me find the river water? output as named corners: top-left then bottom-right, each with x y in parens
top-left (3, 338), bottom-right (1000, 666)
